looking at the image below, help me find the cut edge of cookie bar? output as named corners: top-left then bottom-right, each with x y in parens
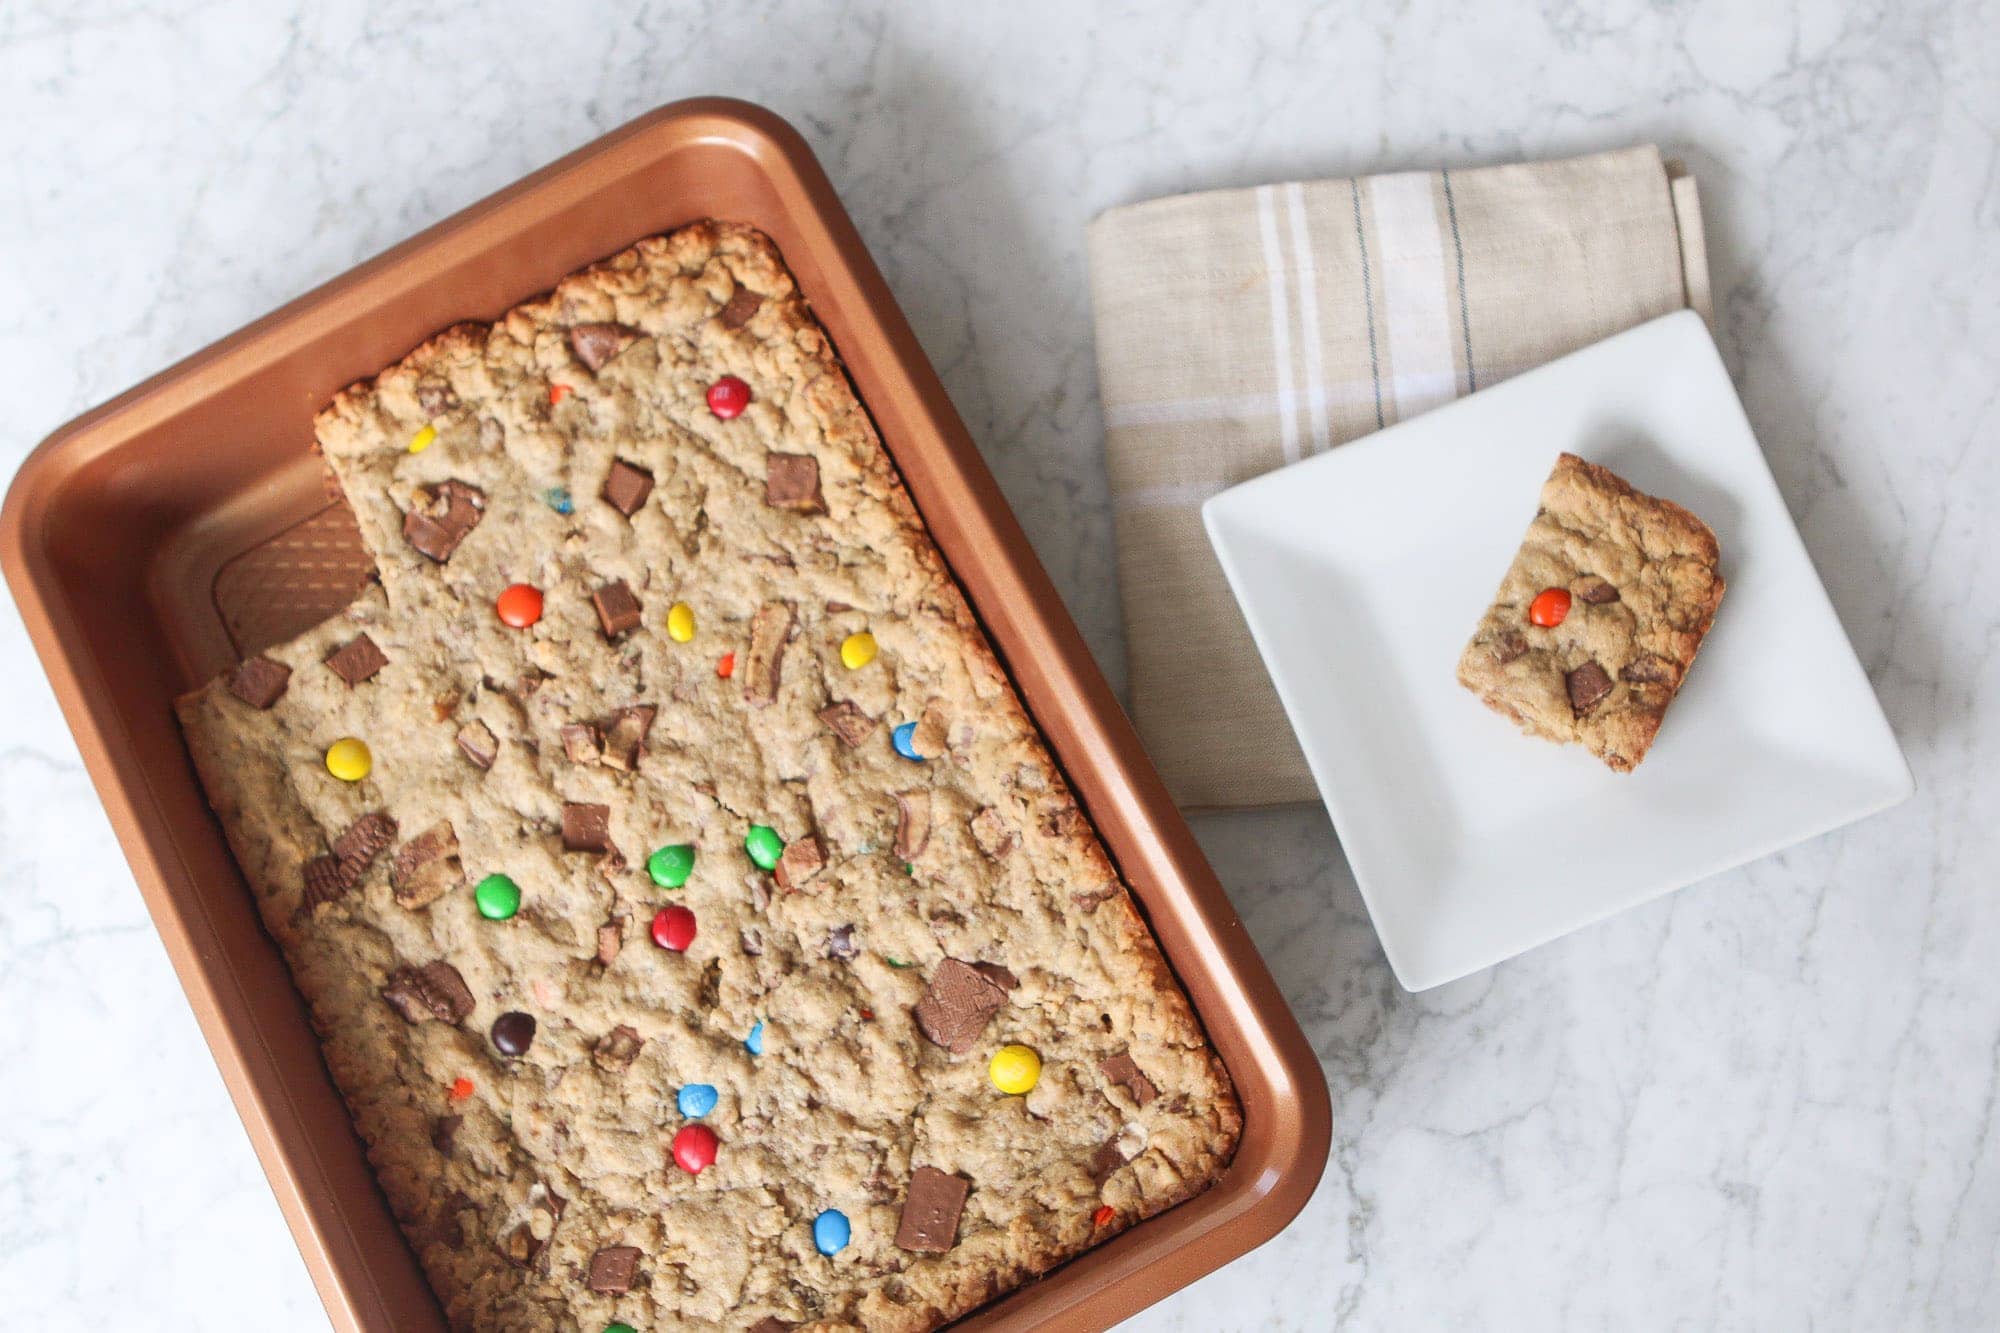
top-left (1456, 452), bottom-right (1724, 772)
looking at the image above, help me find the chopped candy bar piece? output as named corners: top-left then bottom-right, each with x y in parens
top-left (561, 802), bottom-right (612, 854)
top-left (569, 322), bottom-right (638, 372)
top-left (381, 960), bottom-right (474, 1025)
top-left (226, 656), bottom-right (291, 709)
top-left (913, 959), bottom-right (1009, 1054)
top-left (324, 633), bottom-right (388, 686)
top-left (764, 452), bottom-right (825, 512)
top-left (895, 1166), bottom-right (970, 1253)
top-left (390, 821), bottom-right (462, 910)
top-left (1100, 1051), bottom-right (1158, 1107)
top-left (592, 580), bottom-right (642, 638)
top-left (602, 459), bottom-right (655, 516)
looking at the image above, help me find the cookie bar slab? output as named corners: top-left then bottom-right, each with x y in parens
top-left (180, 221), bottom-right (1240, 1332)
top-left (1455, 452), bottom-right (1724, 772)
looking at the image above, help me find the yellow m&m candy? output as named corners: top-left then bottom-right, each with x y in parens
top-left (325, 737), bottom-right (372, 782)
top-left (667, 602), bottom-right (696, 643)
top-left (839, 631), bottom-right (877, 670)
top-left (407, 423), bottom-right (437, 454)
top-left (988, 1044), bottom-right (1041, 1095)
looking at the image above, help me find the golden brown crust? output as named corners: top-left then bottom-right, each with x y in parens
top-left (1456, 452), bottom-right (1725, 771)
top-left (179, 221), bottom-right (1238, 1331)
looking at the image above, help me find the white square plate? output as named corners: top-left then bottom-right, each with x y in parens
top-left (1203, 311), bottom-right (1911, 991)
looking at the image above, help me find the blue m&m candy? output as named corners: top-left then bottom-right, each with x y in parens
top-left (891, 721), bottom-right (925, 762)
top-left (813, 1209), bottom-right (850, 1256)
top-left (744, 1020), bottom-right (766, 1056)
top-left (678, 1083), bottom-right (718, 1119)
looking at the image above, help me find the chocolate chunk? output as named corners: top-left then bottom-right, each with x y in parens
top-left (455, 720), bottom-right (498, 770)
top-left (490, 1010), bottom-right (536, 1057)
top-left (402, 480), bottom-right (485, 562)
top-left (599, 705), bottom-right (655, 771)
top-left (1089, 1139), bottom-right (1127, 1185)
top-left (334, 812), bottom-right (398, 873)
top-left (1621, 653), bottom-right (1679, 685)
top-left (912, 703), bottom-right (949, 758)
top-left (415, 379), bottom-right (458, 415)
top-left (226, 655), bottom-right (291, 709)
top-left (969, 808), bottom-right (1017, 859)
top-left (569, 322), bottom-right (637, 372)
top-left (826, 924), bottom-right (858, 960)
top-left (302, 855), bottom-right (350, 911)
top-left (592, 1024), bottom-right (644, 1072)
top-left (1566, 661), bottom-right (1615, 715)
top-left (743, 602), bottom-right (793, 707)
top-left (561, 803), bottom-right (612, 854)
top-left (913, 959), bottom-right (1010, 1054)
top-left (1100, 1052), bottom-right (1158, 1107)
top-left (746, 1320), bottom-right (793, 1333)
top-left (719, 287), bottom-right (764, 330)
top-left (774, 834), bottom-right (825, 891)
top-left (432, 1114), bottom-right (461, 1156)
top-left (592, 580), bottom-right (642, 639)
top-left (764, 453), bottom-right (826, 513)
top-left (895, 1166), bottom-right (970, 1253)
top-left (597, 917), bottom-right (624, 966)
top-left (1071, 884), bottom-right (1117, 913)
top-left (587, 1244), bottom-right (642, 1294)
top-left (1574, 575), bottom-right (1621, 605)
top-left (324, 633), bottom-right (388, 686)
top-left (894, 791), bottom-right (932, 860)
top-left (971, 961), bottom-right (1019, 992)
top-left (1489, 629), bottom-right (1529, 665)
top-left (819, 701), bottom-right (877, 746)
top-left (560, 723), bottom-right (602, 765)
top-left (382, 960), bottom-right (474, 1025)
top-left (390, 821), bottom-right (462, 910)
top-left (601, 459), bottom-right (655, 517)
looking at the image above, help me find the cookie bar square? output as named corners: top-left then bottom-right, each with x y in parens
top-left (1455, 452), bottom-right (1724, 772)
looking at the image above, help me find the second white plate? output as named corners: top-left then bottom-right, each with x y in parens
top-left (1203, 311), bottom-right (1911, 991)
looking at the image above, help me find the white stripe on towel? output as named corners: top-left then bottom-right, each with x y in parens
top-left (1365, 172), bottom-right (1459, 422)
top-left (1284, 182), bottom-right (1330, 454)
top-left (1254, 185), bottom-right (1302, 465)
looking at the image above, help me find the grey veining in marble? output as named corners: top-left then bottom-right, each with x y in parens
top-left (2, 1), bottom-right (1995, 1327)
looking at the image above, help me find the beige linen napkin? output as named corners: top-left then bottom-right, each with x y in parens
top-left (1088, 146), bottom-right (1712, 810)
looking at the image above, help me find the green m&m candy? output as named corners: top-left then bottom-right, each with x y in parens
top-left (744, 824), bottom-right (785, 871)
top-left (604, 1325), bottom-right (637, 1333)
top-left (648, 843), bottom-right (696, 889)
top-left (474, 873), bottom-right (522, 920)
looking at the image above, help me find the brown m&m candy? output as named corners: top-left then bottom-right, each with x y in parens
top-left (490, 1010), bottom-right (536, 1057)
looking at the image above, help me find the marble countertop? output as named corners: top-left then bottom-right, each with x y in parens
top-left (3, 2), bottom-right (1995, 1327)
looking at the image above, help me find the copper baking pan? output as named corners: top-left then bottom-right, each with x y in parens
top-left (1, 98), bottom-right (1329, 1330)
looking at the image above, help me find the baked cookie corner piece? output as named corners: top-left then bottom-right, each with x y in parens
top-left (1456, 452), bottom-right (1724, 772)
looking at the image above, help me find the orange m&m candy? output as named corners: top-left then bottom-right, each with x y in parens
top-left (496, 583), bottom-right (544, 628)
top-left (1528, 587), bottom-right (1571, 628)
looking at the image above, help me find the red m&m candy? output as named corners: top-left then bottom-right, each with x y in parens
top-left (652, 904), bottom-right (697, 952)
top-left (496, 583), bottom-right (544, 628)
top-left (671, 1123), bottom-right (718, 1174)
top-left (1528, 587), bottom-right (1571, 628)
top-left (706, 375), bottom-right (751, 419)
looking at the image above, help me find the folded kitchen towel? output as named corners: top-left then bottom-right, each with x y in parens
top-left (1087, 145), bottom-right (1712, 810)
